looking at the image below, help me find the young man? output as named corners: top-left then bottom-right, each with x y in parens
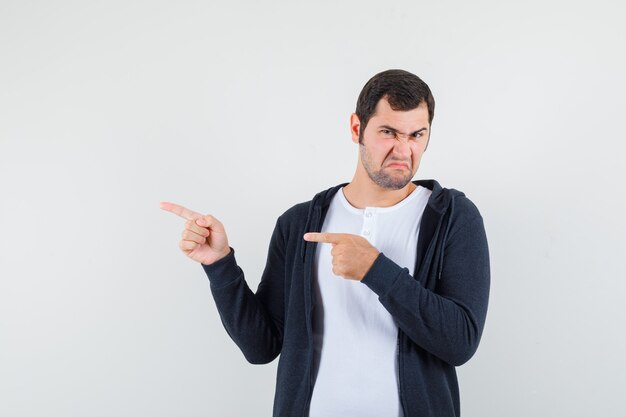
top-left (161, 69), bottom-right (490, 417)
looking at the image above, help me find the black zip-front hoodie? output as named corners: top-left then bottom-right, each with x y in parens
top-left (202, 179), bottom-right (490, 417)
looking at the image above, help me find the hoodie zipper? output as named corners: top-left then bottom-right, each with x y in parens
top-left (397, 331), bottom-right (408, 416)
top-left (302, 204), bottom-right (321, 417)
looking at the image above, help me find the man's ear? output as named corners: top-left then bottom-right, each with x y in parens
top-left (349, 113), bottom-right (360, 144)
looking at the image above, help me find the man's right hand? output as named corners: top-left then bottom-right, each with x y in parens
top-left (160, 202), bottom-right (231, 265)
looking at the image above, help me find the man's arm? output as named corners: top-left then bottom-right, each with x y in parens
top-left (202, 218), bottom-right (286, 364)
top-left (161, 202), bottom-right (285, 364)
top-left (304, 200), bottom-right (490, 366)
top-left (362, 214), bottom-right (490, 366)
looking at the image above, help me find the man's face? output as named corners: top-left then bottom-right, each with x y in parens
top-left (352, 98), bottom-right (430, 190)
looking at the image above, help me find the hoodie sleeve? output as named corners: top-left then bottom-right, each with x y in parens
top-left (361, 201), bottom-right (490, 366)
top-left (201, 217), bottom-right (286, 365)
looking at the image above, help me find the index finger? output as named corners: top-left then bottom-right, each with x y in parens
top-left (303, 232), bottom-right (349, 244)
top-left (159, 201), bottom-right (202, 220)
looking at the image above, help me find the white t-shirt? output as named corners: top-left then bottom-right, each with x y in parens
top-left (309, 185), bottom-right (432, 417)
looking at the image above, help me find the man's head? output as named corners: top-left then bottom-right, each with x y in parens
top-left (355, 69), bottom-right (435, 144)
top-left (350, 69), bottom-right (435, 190)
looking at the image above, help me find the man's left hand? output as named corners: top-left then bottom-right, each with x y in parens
top-left (303, 232), bottom-right (380, 281)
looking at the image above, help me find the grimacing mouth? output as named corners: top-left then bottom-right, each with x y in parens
top-left (384, 159), bottom-right (411, 170)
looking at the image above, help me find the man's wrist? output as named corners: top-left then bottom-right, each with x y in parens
top-left (202, 247), bottom-right (233, 267)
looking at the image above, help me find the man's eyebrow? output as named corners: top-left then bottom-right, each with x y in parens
top-left (377, 124), bottom-right (429, 134)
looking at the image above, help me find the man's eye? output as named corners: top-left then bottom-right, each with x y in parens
top-left (380, 130), bottom-right (395, 138)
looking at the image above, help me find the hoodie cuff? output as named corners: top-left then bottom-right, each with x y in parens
top-left (201, 247), bottom-right (241, 288)
top-left (361, 252), bottom-right (405, 297)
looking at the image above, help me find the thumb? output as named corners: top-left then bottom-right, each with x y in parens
top-left (196, 217), bottom-right (207, 226)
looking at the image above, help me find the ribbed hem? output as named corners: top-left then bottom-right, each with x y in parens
top-left (361, 252), bottom-right (404, 297)
top-left (201, 247), bottom-right (241, 288)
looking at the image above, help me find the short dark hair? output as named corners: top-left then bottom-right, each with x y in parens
top-left (355, 69), bottom-right (435, 143)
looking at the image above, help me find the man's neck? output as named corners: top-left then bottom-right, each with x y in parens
top-left (342, 179), bottom-right (417, 209)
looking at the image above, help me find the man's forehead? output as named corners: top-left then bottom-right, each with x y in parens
top-left (370, 98), bottom-right (430, 128)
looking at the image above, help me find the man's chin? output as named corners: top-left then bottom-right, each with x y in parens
top-left (384, 182), bottom-right (410, 190)
top-left (375, 175), bottom-right (412, 190)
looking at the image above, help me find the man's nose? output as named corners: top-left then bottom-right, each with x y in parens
top-left (392, 136), bottom-right (412, 158)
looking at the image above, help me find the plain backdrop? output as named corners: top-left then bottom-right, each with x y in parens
top-left (1, 0), bottom-right (625, 416)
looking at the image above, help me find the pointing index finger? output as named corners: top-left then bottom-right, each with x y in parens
top-left (303, 232), bottom-right (347, 244)
top-left (159, 201), bottom-right (202, 220)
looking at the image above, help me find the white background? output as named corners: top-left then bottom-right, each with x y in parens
top-left (1, 0), bottom-right (625, 416)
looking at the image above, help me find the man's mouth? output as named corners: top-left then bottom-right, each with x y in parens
top-left (386, 162), bottom-right (410, 170)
